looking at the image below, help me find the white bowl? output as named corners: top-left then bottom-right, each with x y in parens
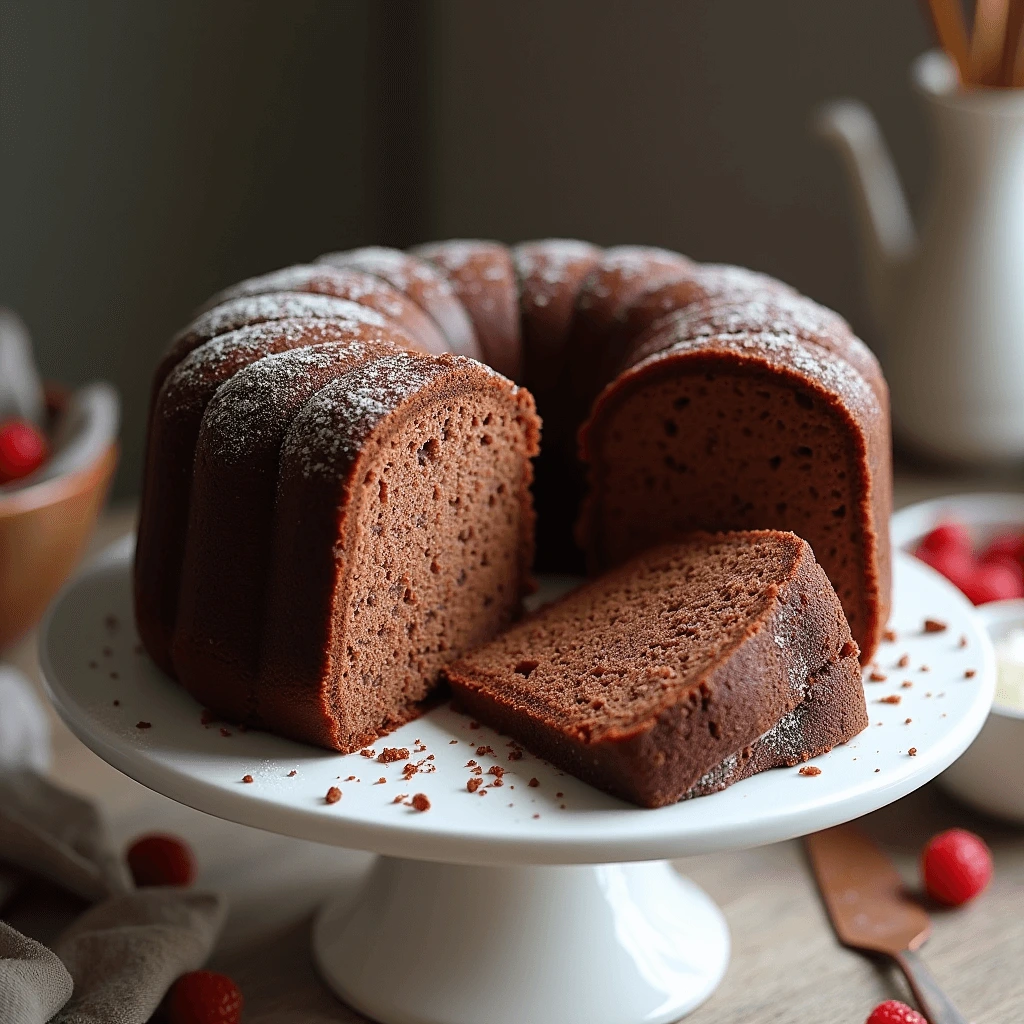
top-left (893, 495), bottom-right (1024, 824)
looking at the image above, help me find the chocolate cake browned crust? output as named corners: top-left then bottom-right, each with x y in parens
top-left (134, 316), bottom-right (415, 676)
top-left (257, 353), bottom-right (539, 751)
top-left (579, 330), bottom-right (890, 661)
top-left (317, 247), bottom-right (481, 360)
top-left (412, 240), bottom-right (522, 380)
top-left (445, 532), bottom-right (867, 808)
top-left (196, 264), bottom-right (450, 357)
top-left (171, 337), bottom-right (405, 721)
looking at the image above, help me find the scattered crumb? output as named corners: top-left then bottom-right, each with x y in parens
top-left (556, 792), bottom-right (564, 798)
top-left (136, 721), bottom-right (152, 730)
top-left (410, 793), bottom-right (430, 812)
top-left (908, 747), bottom-right (918, 757)
top-left (883, 628), bottom-right (898, 643)
top-left (393, 794), bottom-right (408, 804)
top-left (466, 760), bottom-right (478, 767)
top-left (325, 786), bottom-right (342, 804)
top-left (467, 778), bottom-right (483, 793)
top-left (533, 813), bottom-right (540, 819)
top-left (219, 727), bottom-right (231, 737)
top-left (88, 661), bottom-right (98, 669)
top-left (923, 619), bottom-right (947, 633)
top-left (491, 778), bottom-right (504, 788)
top-left (560, 803), bottom-right (567, 809)
top-left (478, 789), bottom-right (487, 796)
top-left (378, 747), bottom-right (410, 763)
top-left (508, 749), bottom-right (523, 761)
top-left (104, 614), bottom-right (119, 631)
top-left (112, 699), bottom-right (120, 706)
top-left (902, 681), bottom-right (913, 689)
top-left (905, 718), bottom-right (912, 724)
top-left (242, 774), bottom-right (254, 784)
top-left (476, 745), bottom-right (495, 756)
top-left (345, 775), bottom-right (356, 782)
top-left (878, 695), bottom-right (902, 705)
top-left (374, 777), bottom-right (386, 785)
top-left (470, 765), bottom-right (483, 775)
top-left (469, 721), bottom-right (480, 729)
top-left (287, 770), bottom-right (297, 777)
top-left (102, 647), bottom-right (113, 657)
top-left (920, 665), bottom-right (930, 672)
top-left (109, 671), bottom-right (119, 680)
top-left (897, 654), bottom-right (910, 668)
top-left (958, 634), bottom-right (968, 648)
top-left (449, 739), bottom-right (458, 745)
top-left (964, 669), bottom-right (976, 679)
top-left (359, 749), bottom-right (375, 758)
top-left (869, 670), bottom-right (887, 682)
top-left (201, 709), bottom-right (215, 726)
top-left (875, 768), bottom-right (881, 773)
top-left (925, 692), bottom-right (933, 698)
top-left (487, 766), bottom-right (505, 777)
top-left (799, 766), bottom-right (822, 777)
top-left (529, 778), bottom-right (539, 787)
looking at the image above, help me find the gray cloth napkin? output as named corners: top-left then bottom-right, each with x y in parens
top-left (0, 665), bottom-right (227, 1023)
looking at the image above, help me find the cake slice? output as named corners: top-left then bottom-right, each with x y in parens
top-left (444, 531), bottom-right (867, 808)
top-left (256, 352), bottom-right (540, 751)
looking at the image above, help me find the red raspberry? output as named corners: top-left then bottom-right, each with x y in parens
top-left (126, 833), bottom-right (197, 887)
top-left (167, 971), bottom-right (243, 1024)
top-left (914, 544), bottom-right (975, 590)
top-left (979, 531), bottom-right (1024, 564)
top-left (921, 828), bottom-right (992, 906)
top-left (916, 522), bottom-right (972, 559)
top-left (959, 559), bottom-right (1024, 605)
top-left (0, 419), bottom-right (48, 483)
top-left (865, 1000), bottom-right (926, 1024)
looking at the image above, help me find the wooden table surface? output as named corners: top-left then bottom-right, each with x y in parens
top-left (7, 473), bottom-right (1024, 1024)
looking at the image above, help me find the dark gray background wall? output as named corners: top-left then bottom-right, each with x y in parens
top-left (1, 1), bottom-right (934, 496)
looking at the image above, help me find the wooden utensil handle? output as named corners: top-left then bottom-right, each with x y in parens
top-left (894, 950), bottom-right (969, 1024)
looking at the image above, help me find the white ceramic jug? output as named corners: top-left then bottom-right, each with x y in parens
top-left (817, 51), bottom-right (1024, 465)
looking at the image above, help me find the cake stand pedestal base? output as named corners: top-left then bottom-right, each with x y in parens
top-left (312, 856), bottom-right (729, 1024)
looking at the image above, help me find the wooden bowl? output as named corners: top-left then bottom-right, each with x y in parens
top-left (0, 390), bottom-right (118, 651)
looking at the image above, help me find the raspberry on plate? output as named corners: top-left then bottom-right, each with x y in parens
top-left (167, 971), bottom-right (243, 1024)
top-left (921, 828), bottom-right (993, 906)
top-left (916, 522), bottom-right (972, 559)
top-left (126, 833), bottom-right (197, 888)
top-left (865, 999), bottom-right (926, 1024)
top-left (959, 559), bottom-right (1024, 605)
top-left (0, 419), bottom-right (47, 483)
top-left (979, 531), bottom-right (1024, 565)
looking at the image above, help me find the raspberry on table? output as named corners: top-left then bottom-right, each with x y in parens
top-left (0, 419), bottom-right (48, 483)
top-left (921, 827), bottom-right (993, 906)
top-left (167, 970), bottom-right (243, 1024)
top-left (865, 999), bottom-right (926, 1024)
top-left (126, 833), bottom-right (197, 888)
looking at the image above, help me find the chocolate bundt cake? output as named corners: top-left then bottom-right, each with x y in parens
top-left (445, 531), bottom-right (867, 808)
top-left (136, 236), bottom-right (888, 771)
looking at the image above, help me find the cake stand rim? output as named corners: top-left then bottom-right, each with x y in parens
top-left (38, 537), bottom-right (995, 867)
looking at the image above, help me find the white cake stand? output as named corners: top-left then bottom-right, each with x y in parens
top-left (39, 537), bottom-right (994, 1024)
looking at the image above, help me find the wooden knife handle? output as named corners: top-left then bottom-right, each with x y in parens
top-left (894, 950), bottom-right (969, 1024)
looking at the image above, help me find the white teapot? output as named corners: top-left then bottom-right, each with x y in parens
top-left (817, 51), bottom-right (1024, 465)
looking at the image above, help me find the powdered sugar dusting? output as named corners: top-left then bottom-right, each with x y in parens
top-left (174, 293), bottom-right (387, 348)
top-left (282, 352), bottom-right (443, 479)
top-left (319, 247), bottom-right (455, 299)
top-left (513, 239), bottom-right (601, 306)
top-left (200, 340), bottom-right (393, 463)
top-left (635, 330), bottom-right (880, 422)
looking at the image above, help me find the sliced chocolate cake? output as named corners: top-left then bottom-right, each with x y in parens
top-left (445, 531), bottom-right (867, 808)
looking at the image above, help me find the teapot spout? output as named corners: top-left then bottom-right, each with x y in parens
top-left (814, 99), bottom-right (915, 332)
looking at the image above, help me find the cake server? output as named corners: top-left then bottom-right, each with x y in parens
top-left (805, 824), bottom-right (968, 1024)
